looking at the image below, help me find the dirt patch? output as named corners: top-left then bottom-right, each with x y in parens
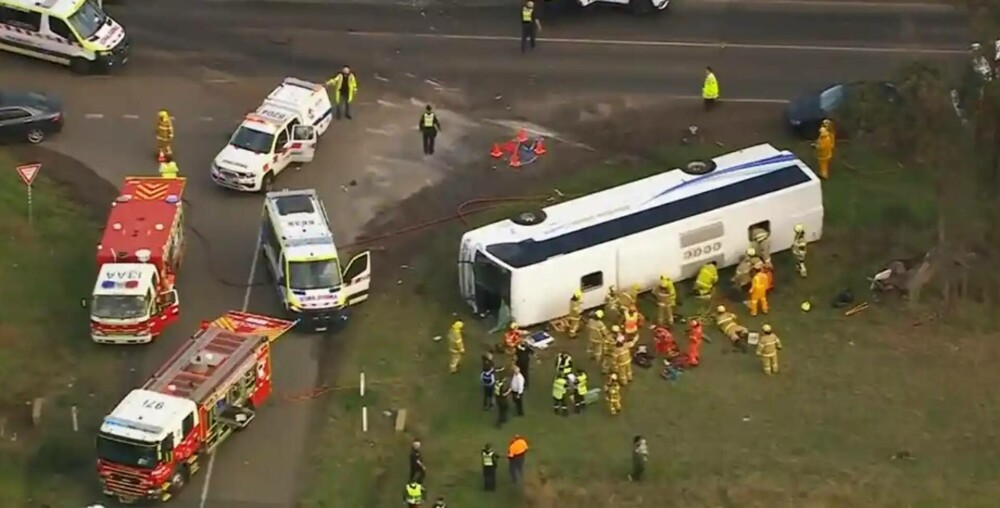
top-left (4, 145), bottom-right (117, 222)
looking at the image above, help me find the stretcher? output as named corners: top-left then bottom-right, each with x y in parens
top-left (524, 330), bottom-right (554, 350)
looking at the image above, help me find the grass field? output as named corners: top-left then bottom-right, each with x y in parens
top-left (0, 154), bottom-right (120, 506)
top-left (300, 140), bottom-right (1000, 507)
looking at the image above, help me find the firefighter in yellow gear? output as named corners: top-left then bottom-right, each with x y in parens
top-left (749, 227), bottom-right (772, 263)
top-left (816, 124), bottom-right (835, 179)
top-left (158, 159), bottom-right (179, 179)
top-left (605, 373), bottom-right (622, 415)
top-left (613, 337), bottom-right (633, 385)
top-left (749, 271), bottom-right (769, 316)
top-left (155, 110), bottom-right (174, 160)
top-left (792, 224), bottom-right (808, 278)
top-left (715, 305), bottom-right (748, 349)
top-left (617, 284), bottom-right (639, 310)
top-left (601, 325), bottom-right (620, 374)
top-left (693, 261), bottom-right (718, 299)
top-left (448, 321), bottom-right (465, 373)
top-left (732, 248), bottom-right (756, 295)
top-left (653, 275), bottom-right (676, 326)
top-left (822, 118), bottom-right (837, 146)
top-left (604, 286), bottom-right (621, 323)
top-left (567, 289), bottom-right (583, 338)
top-left (756, 324), bottom-right (783, 375)
top-left (586, 310), bottom-right (609, 361)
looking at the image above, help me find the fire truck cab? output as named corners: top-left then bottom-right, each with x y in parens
top-left (96, 311), bottom-right (296, 504)
top-left (91, 177), bottom-right (186, 344)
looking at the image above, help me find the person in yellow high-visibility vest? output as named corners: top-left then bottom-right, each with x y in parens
top-left (702, 66), bottom-right (720, 110)
top-left (158, 157), bottom-right (179, 179)
top-left (815, 124), bottom-right (835, 179)
top-left (327, 66), bottom-right (358, 120)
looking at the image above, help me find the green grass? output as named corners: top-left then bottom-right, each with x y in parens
top-left (0, 153), bottom-right (121, 506)
top-left (300, 140), bottom-right (1000, 507)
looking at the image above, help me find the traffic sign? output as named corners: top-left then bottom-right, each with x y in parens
top-left (16, 163), bottom-right (41, 186)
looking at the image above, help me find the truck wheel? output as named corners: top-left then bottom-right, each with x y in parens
top-left (70, 58), bottom-right (92, 75)
top-left (682, 160), bottom-right (717, 175)
top-left (629, 0), bottom-right (655, 15)
top-left (167, 466), bottom-right (189, 497)
top-left (510, 209), bottom-right (547, 226)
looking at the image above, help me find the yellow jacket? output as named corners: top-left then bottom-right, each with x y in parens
top-left (448, 328), bottom-right (465, 354)
top-left (702, 72), bottom-right (719, 99)
top-left (750, 272), bottom-right (769, 298)
top-left (156, 119), bottom-right (173, 141)
top-left (158, 162), bottom-right (179, 178)
top-left (327, 73), bottom-right (358, 103)
top-left (695, 264), bottom-right (718, 290)
top-left (756, 333), bottom-right (782, 357)
top-left (569, 298), bottom-right (583, 318)
top-left (587, 318), bottom-right (608, 342)
top-left (654, 282), bottom-right (676, 307)
top-left (816, 128), bottom-right (834, 160)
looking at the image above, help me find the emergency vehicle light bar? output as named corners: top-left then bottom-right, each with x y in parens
top-left (101, 280), bottom-right (141, 289)
top-left (284, 237), bottom-right (333, 248)
top-left (103, 416), bottom-right (163, 436)
top-left (282, 77), bottom-right (323, 91)
top-left (244, 113), bottom-right (282, 125)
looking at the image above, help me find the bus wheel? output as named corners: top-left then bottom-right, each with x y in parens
top-left (510, 209), bottom-right (547, 226)
top-left (683, 160), bottom-right (717, 175)
top-left (70, 58), bottom-right (92, 75)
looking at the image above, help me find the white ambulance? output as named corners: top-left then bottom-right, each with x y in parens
top-left (211, 78), bottom-right (334, 193)
top-left (0, 0), bottom-right (129, 73)
top-left (260, 189), bottom-right (372, 332)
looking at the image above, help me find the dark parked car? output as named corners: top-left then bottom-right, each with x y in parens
top-left (0, 91), bottom-right (64, 144)
top-left (785, 81), bottom-right (899, 138)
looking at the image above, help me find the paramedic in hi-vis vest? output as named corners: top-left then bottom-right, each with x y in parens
top-left (327, 66), bottom-right (358, 120)
top-left (693, 261), bottom-right (718, 299)
top-left (419, 104), bottom-right (442, 155)
top-left (815, 120), bottom-right (835, 179)
top-left (448, 321), bottom-right (465, 374)
top-left (521, 1), bottom-right (540, 54)
top-left (622, 305), bottom-right (640, 343)
top-left (653, 275), bottom-right (676, 326)
top-left (158, 156), bottom-right (179, 179)
top-left (756, 324), bottom-right (783, 375)
top-left (566, 289), bottom-right (583, 338)
top-left (702, 67), bottom-right (720, 110)
top-left (155, 110), bottom-right (174, 162)
top-left (792, 224), bottom-right (808, 278)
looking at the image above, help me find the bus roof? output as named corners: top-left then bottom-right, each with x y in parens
top-left (98, 177), bottom-right (185, 264)
top-left (470, 144), bottom-right (818, 269)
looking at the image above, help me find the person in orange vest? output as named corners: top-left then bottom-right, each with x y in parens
top-left (815, 122), bottom-right (835, 179)
top-left (749, 269), bottom-right (770, 317)
top-left (507, 435), bottom-right (529, 484)
top-left (502, 322), bottom-right (525, 356)
top-left (622, 305), bottom-right (640, 343)
top-left (687, 319), bottom-right (703, 366)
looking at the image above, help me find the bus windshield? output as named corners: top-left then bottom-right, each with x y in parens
top-left (288, 259), bottom-right (342, 290)
top-left (230, 127), bottom-right (275, 154)
top-left (96, 434), bottom-right (158, 469)
top-left (91, 295), bottom-right (149, 320)
top-left (67, 0), bottom-right (109, 41)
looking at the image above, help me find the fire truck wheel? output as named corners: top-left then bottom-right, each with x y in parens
top-left (168, 466), bottom-right (189, 494)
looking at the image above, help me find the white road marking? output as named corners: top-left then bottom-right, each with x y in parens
top-left (84, 113), bottom-right (104, 119)
top-left (424, 79), bottom-right (443, 89)
top-left (200, 213), bottom-right (263, 508)
top-left (365, 128), bottom-right (393, 136)
top-left (374, 73), bottom-right (390, 83)
top-left (376, 99), bottom-right (400, 107)
top-left (123, 114), bottom-right (139, 120)
top-left (347, 31), bottom-right (965, 55)
top-left (200, 117), bottom-right (215, 122)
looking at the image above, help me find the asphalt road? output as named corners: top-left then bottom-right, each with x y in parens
top-left (0, 0), bottom-right (969, 506)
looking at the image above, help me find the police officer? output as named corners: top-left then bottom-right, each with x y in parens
top-left (494, 375), bottom-right (512, 427)
top-left (555, 351), bottom-right (573, 376)
top-left (481, 360), bottom-right (496, 410)
top-left (481, 443), bottom-right (499, 491)
top-left (521, 1), bottom-right (541, 54)
top-left (573, 368), bottom-right (588, 413)
top-left (419, 104), bottom-right (442, 155)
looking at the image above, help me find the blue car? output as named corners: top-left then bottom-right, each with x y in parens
top-left (785, 81), bottom-right (899, 138)
top-left (0, 90), bottom-right (63, 144)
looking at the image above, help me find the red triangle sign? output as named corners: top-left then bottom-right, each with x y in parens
top-left (16, 163), bottom-right (41, 186)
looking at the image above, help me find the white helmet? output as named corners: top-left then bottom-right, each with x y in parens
top-left (794, 224), bottom-right (804, 234)
top-left (746, 247), bottom-right (756, 257)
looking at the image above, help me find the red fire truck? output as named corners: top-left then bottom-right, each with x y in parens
top-left (90, 177), bottom-right (187, 344)
top-left (96, 310), bottom-right (296, 503)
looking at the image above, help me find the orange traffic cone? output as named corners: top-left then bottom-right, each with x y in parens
top-left (509, 149), bottom-right (522, 169)
top-left (490, 143), bottom-right (503, 158)
top-left (533, 137), bottom-right (547, 155)
top-left (516, 128), bottom-right (528, 143)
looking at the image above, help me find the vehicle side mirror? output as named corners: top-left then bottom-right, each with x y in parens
top-left (80, 298), bottom-right (88, 309)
